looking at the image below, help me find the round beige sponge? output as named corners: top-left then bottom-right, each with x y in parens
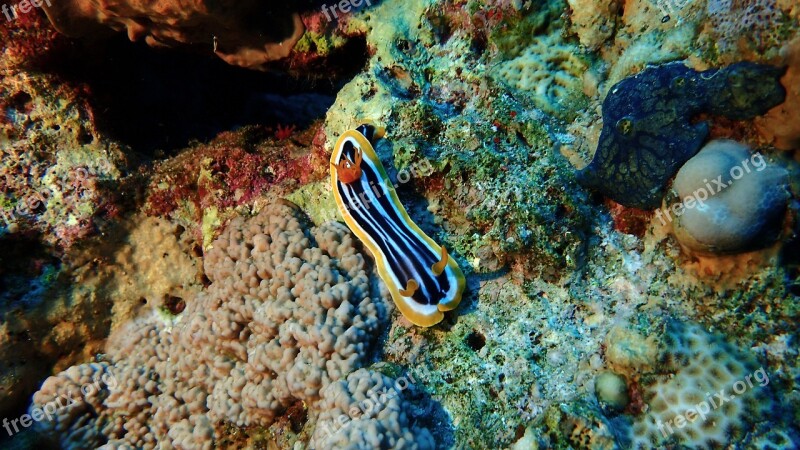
top-left (671, 140), bottom-right (790, 254)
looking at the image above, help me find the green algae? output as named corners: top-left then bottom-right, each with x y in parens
top-left (438, 109), bottom-right (590, 273)
top-left (293, 31), bottom-right (348, 56)
top-left (201, 206), bottom-right (221, 250)
top-left (285, 181), bottom-right (340, 225)
top-left (369, 361), bottom-right (406, 380)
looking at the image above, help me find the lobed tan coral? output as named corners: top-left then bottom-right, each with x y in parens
top-left (31, 201), bottom-right (393, 448)
top-left (31, 362), bottom-right (120, 449)
top-left (310, 368), bottom-right (435, 450)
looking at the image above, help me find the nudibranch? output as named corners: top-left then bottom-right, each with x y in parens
top-left (330, 123), bottom-right (465, 327)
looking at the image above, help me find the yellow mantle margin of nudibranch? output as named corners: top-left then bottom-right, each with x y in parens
top-left (330, 126), bottom-right (465, 327)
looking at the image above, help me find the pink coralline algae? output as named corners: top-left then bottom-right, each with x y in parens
top-left (145, 124), bottom-right (329, 219)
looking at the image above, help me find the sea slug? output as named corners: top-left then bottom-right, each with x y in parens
top-left (330, 123), bottom-right (465, 326)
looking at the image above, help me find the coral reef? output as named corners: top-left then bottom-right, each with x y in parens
top-left (578, 61), bottom-right (786, 209)
top-left (492, 32), bottom-right (591, 119)
top-left (670, 139), bottom-right (790, 254)
top-left (144, 124), bottom-right (330, 247)
top-left (0, 14), bottom-right (130, 421)
top-left (0, 212), bottom-right (204, 424)
top-left (0, 69), bottom-right (125, 249)
top-left (1, 0), bottom-right (797, 448)
top-left (31, 202), bottom-right (394, 448)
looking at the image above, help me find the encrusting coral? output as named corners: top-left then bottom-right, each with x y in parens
top-left (629, 320), bottom-right (781, 449)
top-left (492, 32), bottom-right (590, 119)
top-left (704, 0), bottom-right (786, 55)
top-left (565, 0), bottom-right (619, 50)
top-left (30, 201), bottom-right (427, 448)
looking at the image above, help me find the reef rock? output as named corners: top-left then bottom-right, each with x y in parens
top-left (578, 62), bottom-right (786, 209)
top-left (42, 0), bottom-right (305, 68)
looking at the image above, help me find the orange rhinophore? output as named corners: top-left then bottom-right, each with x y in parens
top-left (334, 147), bottom-right (362, 184)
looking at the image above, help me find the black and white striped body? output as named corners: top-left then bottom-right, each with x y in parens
top-left (330, 124), bottom-right (465, 326)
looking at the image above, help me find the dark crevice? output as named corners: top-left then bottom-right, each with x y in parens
top-left (36, 32), bottom-right (369, 157)
top-left (465, 330), bottom-right (486, 351)
top-left (779, 230), bottom-right (800, 296)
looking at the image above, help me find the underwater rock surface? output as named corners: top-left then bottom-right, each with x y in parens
top-left (578, 61), bottom-right (786, 209)
top-left (1, 0), bottom-right (799, 448)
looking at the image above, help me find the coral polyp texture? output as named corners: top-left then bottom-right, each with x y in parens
top-left (705, 0), bottom-right (786, 55)
top-left (671, 139), bottom-right (790, 254)
top-left (578, 62), bottom-right (786, 209)
top-left (31, 202), bottom-right (398, 448)
top-left (492, 32), bottom-right (590, 118)
top-left (310, 368), bottom-right (435, 450)
top-left (629, 320), bottom-right (781, 449)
